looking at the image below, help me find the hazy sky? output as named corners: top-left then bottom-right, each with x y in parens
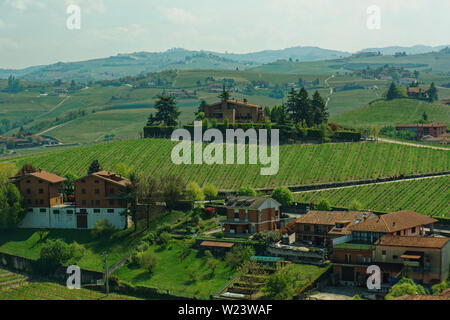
top-left (1, 0), bottom-right (449, 69)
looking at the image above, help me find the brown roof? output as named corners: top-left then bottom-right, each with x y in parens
top-left (393, 289), bottom-right (450, 300)
top-left (295, 211), bottom-right (375, 235)
top-left (76, 171), bottom-right (131, 187)
top-left (208, 100), bottom-right (262, 109)
top-left (375, 235), bottom-right (449, 249)
top-left (407, 86), bottom-right (430, 93)
top-left (396, 122), bottom-right (447, 128)
top-left (200, 241), bottom-right (235, 248)
top-left (12, 170), bottom-right (66, 184)
top-left (349, 210), bottom-right (438, 233)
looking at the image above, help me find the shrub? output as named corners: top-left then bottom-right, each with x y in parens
top-left (138, 250), bottom-right (158, 273)
top-left (137, 241), bottom-right (150, 252)
top-left (253, 231), bottom-right (281, 245)
top-left (317, 198), bottom-right (331, 211)
top-left (237, 186), bottom-right (257, 197)
top-left (39, 239), bottom-right (85, 268)
top-left (225, 245), bottom-right (255, 269)
top-left (158, 232), bottom-right (172, 245)
top-left (185, 182), bottom-right (205, 202)
top-left (91, 219), bottom-right (117, 239)
top-left (142, 232), bottom-right (157, 244)
top-left (215, 232), bottom-right (225, 239)
top-left (349, 200), bottom-right (363, 211)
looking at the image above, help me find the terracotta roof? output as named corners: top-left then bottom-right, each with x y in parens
top-left (76, 171), bottom-right (131, 187)
top-left (225, 196), bottom-right (280, 210)
top-left (407, 86), bottom-right (430, 93)
top-left (12, 171), bottom-right (66, 184)
top-left (396, 122), bottom-right (447, 128)
top-left (349, 210), bottom-right (437, 233)
top-left (200, 241), bottom-right (235, 248)
top-left (393, 289), bottom-right (450, 300)
top-left (295, 211), bottom-right (374, 235)
top-left (375, 235), bottom-right (449, 249)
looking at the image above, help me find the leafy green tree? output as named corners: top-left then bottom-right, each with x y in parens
top-left (185, 182), bottom-right (205, 202)
top-left (0, 183), bottom-right (27, 229)
top-left (349, 200), bottom-right (363, 211)
top-left (154, 95), bottom-right (180, 126)
top-left (271, 187), bottom-right (293, 207)
top-left (161, 175), bottom-right (186, 210)
top-left (138, 250), bottom-right (158, 273)
top-left (385, 278), bottom-right (427, 300)
top-left (264, 269), bottom-right (295, 300)
top-left (225, 245), bottom-right (255, 269)
top-left (237, 186), bottom-right (257, 197)
top-left (0, 163), bottom-right (17, 184)
top-left (91, 219), bottom-right (117, 239)
top-left (203, 183), bottom-right (218, 203)
top-left (386, 82), bottom-right (405, 100)
top-left (317, 198), bottom-right (331, 211)
top-left (120, 172), bottom-right (139, 231)
top-left (114, 163), bottom-right (134, 179)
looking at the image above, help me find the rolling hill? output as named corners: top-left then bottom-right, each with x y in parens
top-left (331, 99), bottom-right (450, 128)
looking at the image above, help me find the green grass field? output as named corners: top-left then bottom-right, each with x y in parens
top-left (331, 99), bottom-right (450, 128)
top-left (4, 139), bottom-right (449, 190)
top-left (294, 175), bottom-right (449, 217)
top-left (0, 269), bottom-right (137, 300)
top-left (115, 240), bottom-right (235, 299)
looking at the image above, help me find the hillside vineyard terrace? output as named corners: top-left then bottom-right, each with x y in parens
top-left (171, 122), bottom-right (279, 176)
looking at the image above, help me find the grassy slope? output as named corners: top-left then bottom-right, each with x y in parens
top-left (331, 99), bottom-right (450, 128)
top-left (115, 240), bottom-right (234, 299)
top-left (294, 176), bottom-right (449, 217)
top-left (4, 139), bottom-right (449, 190)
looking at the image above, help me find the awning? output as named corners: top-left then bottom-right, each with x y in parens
top-left (401, 254), bottom-right (421, 260)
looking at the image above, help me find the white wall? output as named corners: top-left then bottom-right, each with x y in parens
top-left (19, 207), bottom-right (126, 230)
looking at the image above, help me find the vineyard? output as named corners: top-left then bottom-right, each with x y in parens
top-left (0, 269), bottom-right (137, 300)
top-left (294, 176), bottom-right (449, 217)
top-left (5, 139), bottom-right (449, 190)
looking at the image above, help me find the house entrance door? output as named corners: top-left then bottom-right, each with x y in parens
top-left (77, 214), bottom-right (88, 229)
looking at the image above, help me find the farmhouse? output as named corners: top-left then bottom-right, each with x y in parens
top-left (407, 86), bottom-right (432, 98)
top-left (74, 171), bottom-right (130, 229)
top-left (203, 99), bottom-right (267, 124)
top-left (395, 122), bottom-right (447, 139)
top-left (11, 169), bottom-right (129, 230)
top-left (223, 196), bottom-right (281, 235)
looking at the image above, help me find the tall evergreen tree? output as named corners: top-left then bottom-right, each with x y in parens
top-left (386, 82), bottom-right (400, 100)
top-left (218, 85), bottom-right (230, 102)
top-left (88, 160), bottom-right (102, 175)
top-left (154, 95), bottom-right (180, 126)
top-left (297, 87), bottom-right (312, 126)
top-left (286, 88), bottom-right (301, 123)
top-left (428, 82), bottom-right (438, 101)
top-left (197, 100), bottom-right (208, 115)
top-left (311, 90), bottom-right (329, 125)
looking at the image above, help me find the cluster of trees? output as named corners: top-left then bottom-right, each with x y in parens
top-left (146, 95), bottom-right (180, 126)
top-left (270, 88), bottom-right (329, 127)
top-left (5, 75), bottom-right (22, 93)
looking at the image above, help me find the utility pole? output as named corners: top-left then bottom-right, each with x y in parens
top-left (104, 252), bottom-right (109, 295)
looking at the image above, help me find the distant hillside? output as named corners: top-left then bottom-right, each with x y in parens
top-left (331, 99), bottom-right (450, 128)
top-left (252, 51), bottom-right (450, 74)
top-left (360, 45), bottom-right (449, 55)
top-left (213, 46), bottom-right (351, 64)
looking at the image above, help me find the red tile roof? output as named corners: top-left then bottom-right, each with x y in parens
top-left (349, 210), bottom-right (437, 233)
top-left (396, 122), bottom-right (447, 128)
top-left (92, 171), bottom-right (131, 187)
top-left (376, 235), bottom-right (449, 249)
top-left (12, 171), bottom-right (66, 184)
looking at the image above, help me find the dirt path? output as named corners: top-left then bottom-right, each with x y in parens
top-left (378, 138), bottom-right (449, 151)
top-left (36, 95), bottom-right (71, 120)
top-left (324, 74), bottom-right (335, 107)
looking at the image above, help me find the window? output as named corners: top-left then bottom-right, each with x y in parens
top-left (38, 180), bottom-right (43, 184)
top-left (412, 227), bottom-right (416, 233)
top-left (81, 188), bottom-right (86, 194)
top-left (304, 224), bottom-right (310, 232)
top-left (67, 210), bottom-right (74, 215)
top-left (95, 200), bottom-right (100, 206)
top-left (39, 188), bottom-right (44, 194)
top-left (107, 209), bottom-right (114, 213)
top-left (397, 231), bottom-right (401, 236)
top-left (382, 250), bottom-right (386, 255)
top-left (109, 200), bottom-right (115, 206)
top-left (94, 189), bottom-right (100, 194)
top-left (53, 210), bottom-right (60, 215)
top-left (28, 208), bottom-right (33, 212)
top-left (393, 255), bottom-right (398, 260)
top-left (26, 188), bottom-right (31, 194)
top-left (81, 180), bottom-right (86, 183)
top-left (94, 180), bottom-right (99, 184)
top-left (40, 208), bottom-right (46, 213)
top-left (234, 212), bottom-right (239, 219)
top-left (26, 180), bottom-right (31, 184)
top-left (345, 254), bottom-right (351, 264)
top-left (27, 200), bottom-right (31, 205)
top-left (94, 209), bottom-right (100, 213)
top-left (110, 188), bottom-right (115, 194)
top-left (39, 200), bottom-right (44, 205)
top-left (82, 200), bottom-right (87, 206)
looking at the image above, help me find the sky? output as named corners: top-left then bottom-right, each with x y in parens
top-left (0, 0), bottom-right (449, 69)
